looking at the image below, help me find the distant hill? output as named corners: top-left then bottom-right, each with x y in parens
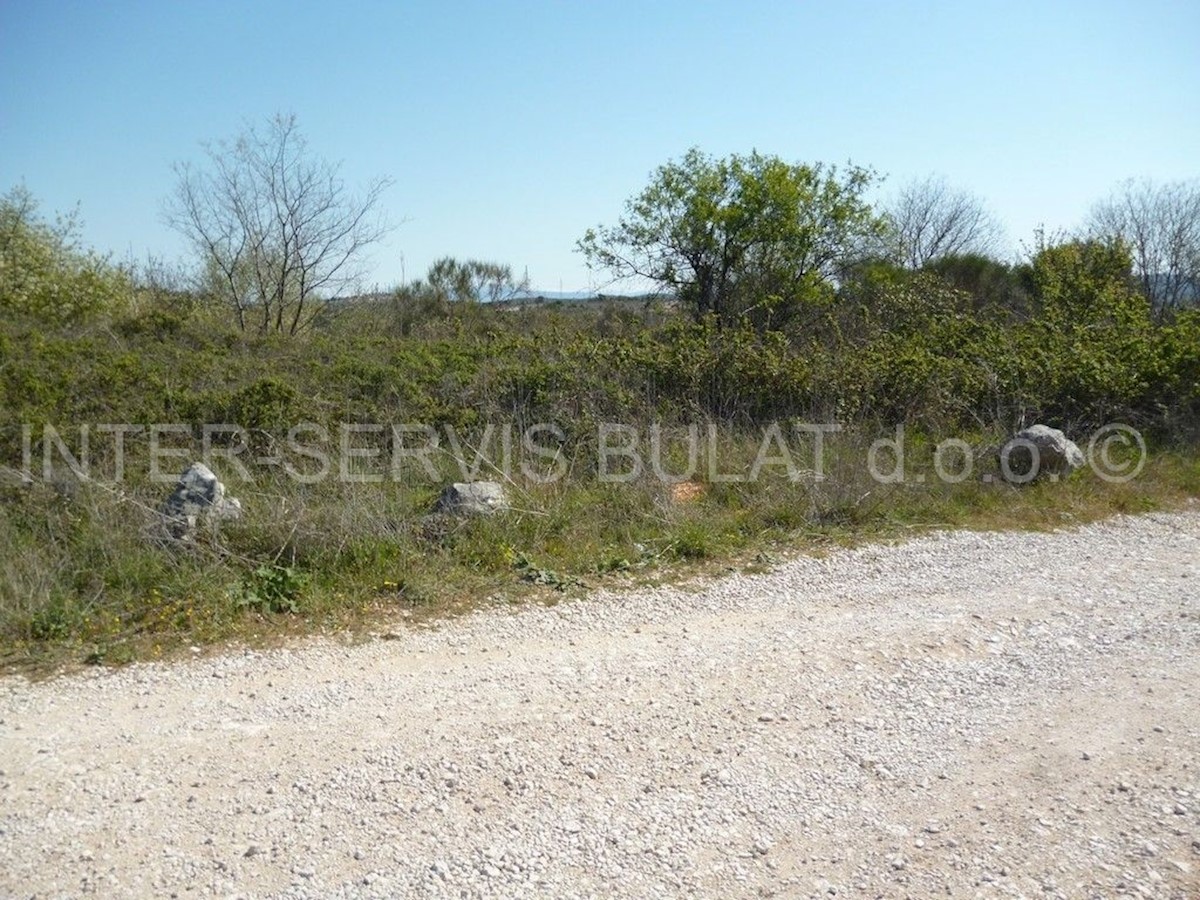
top-left (335, 288), bottom-right (675, 312)
top-left (510, 289), bottom-right (598, 302)
top-left (505, 289), bottom-right (670, 305)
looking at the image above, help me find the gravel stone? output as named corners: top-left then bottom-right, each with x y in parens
top-left (2, 509), bottom-right (1199, 898)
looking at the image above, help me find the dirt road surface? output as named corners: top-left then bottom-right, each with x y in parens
top-left (2, 510), bottom-right (1198, 898)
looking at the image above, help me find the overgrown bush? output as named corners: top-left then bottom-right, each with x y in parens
top-left (0, 187), bottom-right (132, 325)
top-left (1, 221), bottom-right (1198, 667)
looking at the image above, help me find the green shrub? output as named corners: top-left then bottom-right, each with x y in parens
top-left (233, 565), bottom-right (309, 614)
top-left (0, 187), bottom-right (132, 325)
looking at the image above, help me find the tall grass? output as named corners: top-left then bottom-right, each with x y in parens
top-left (2, 423), bottom-right (1196, 673)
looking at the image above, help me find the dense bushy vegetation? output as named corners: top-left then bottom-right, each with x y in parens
top-left (1, 163), bottom-right (1198, 668)
top-left (6, 235), bottom-right (1192, 457)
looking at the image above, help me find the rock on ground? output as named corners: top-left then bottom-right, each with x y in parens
top-left (1000, 424), bottom-right (1085, 482)
top-left (433, 481), bottom-right (509, 516)
top-left (159, 462), bottom-right (242, 541)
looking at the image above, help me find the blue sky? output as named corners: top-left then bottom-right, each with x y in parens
top-left (2, 0), bottom-right (1197, 293)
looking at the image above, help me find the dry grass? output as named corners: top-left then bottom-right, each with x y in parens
top-left (2, 431), bottom-right (1196, 677)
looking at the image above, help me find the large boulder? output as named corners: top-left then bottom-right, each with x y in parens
top-left (999, 425), bottom-right (1084, 482)
top-left (160, 463), bottom-right (242, 541)
top-left (433, 481), bottom-right (509, 516)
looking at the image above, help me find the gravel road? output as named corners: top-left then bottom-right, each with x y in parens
top-left (2, 509), bottom-right (1199, 899)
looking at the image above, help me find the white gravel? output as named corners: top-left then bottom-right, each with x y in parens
top-left (2, 508), bottom-right (1199, 898)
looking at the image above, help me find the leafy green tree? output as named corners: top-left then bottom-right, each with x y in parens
top-left (1021, 237), bottom-right (1160, 425)
top-left (578, 148), bottom-right (884, 327)
top-left (0, 185), bottom-right (131, 325)
top-left (1028, 237), bottom-right (1148, 329)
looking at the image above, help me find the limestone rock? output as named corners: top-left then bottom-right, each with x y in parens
top-left (160, 462), bottom-right (242, 541)
top-left (433, 481), bottom-right (509, 516)
top-left (1000, 425), bottom-right (1084, 482)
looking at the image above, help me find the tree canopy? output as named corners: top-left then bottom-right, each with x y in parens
top-left (0, 186), bottom-right (130, 325)
top-left (578, 148), bottom-right (884, 328)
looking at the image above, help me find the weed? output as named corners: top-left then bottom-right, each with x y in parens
top-left (232, 565), bottom-right (309, 614)
top-left (506, 548), bottom-right (586, 592)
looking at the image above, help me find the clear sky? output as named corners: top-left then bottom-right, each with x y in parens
top-left (2, 0), bottom-right (1197, 294)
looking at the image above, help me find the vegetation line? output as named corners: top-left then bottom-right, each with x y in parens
top-left (1, 132), bottom-right (1197, 674)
